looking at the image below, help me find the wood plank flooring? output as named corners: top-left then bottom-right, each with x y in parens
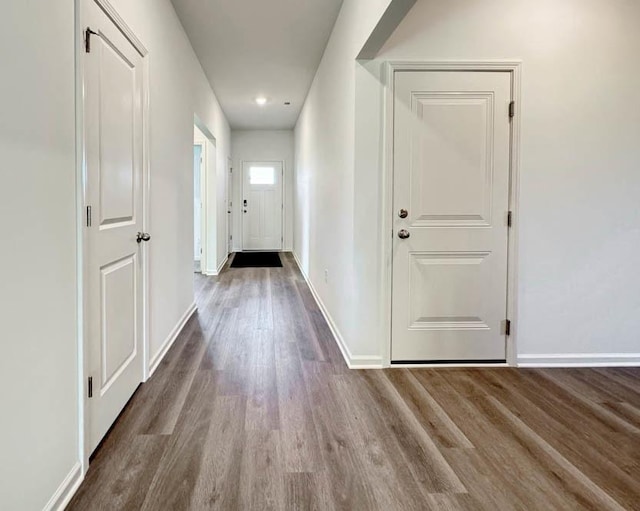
top-left (67, 253), bottom-right (640, 510)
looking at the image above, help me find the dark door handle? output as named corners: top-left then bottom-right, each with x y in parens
top-left (136, 232), bottom-right (151, 243)
top-left (398, 229), bottom-right (410, 239)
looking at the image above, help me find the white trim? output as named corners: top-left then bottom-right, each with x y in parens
top-left (204, 253), bottom-right (229, 276)
top-left (74, 0), bottom-right (87, 478)
top-left (42, 462), bottom-right (83, 511)
top-left (518, 353), bottom-right (640, 368)
top-left (148, 302), bottom-right (197, 377)
top-left (193, 139), bottom-right (207, 275)
top-left (390, 362), bottom-right (510, 369)
top-left (380, 60), bottom-right (522, 367)
top-left (216, 254), bottom-right (229, 274)
top-left (93, 0), bottom-right (148, 56)
top-left (227, 156), bottom-right (233, 255)
top-left (292, 252), bottom-right (384, 369)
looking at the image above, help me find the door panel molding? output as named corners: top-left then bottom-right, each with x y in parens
top-left (380, 60), bottom-right (522, 367)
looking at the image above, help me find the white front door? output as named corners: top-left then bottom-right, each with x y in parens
top-left (392, 70), bottom-right (512, 363)
top-left (84, 0), bottom-right (145, 451)
top-left (242, 161), bottom-right (283, 251)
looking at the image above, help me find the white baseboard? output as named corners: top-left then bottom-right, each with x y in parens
top-left (43, 462), bottom-right (83, 511)
top-left (148, 302), bottom-right (197, 377)
top-left (215, 254), bottom-right (229, 274)
top-left (518, 353), bottom-right (640, 368)
top-left (203, 254), bottom-right (229, 276)
top-left (292, 252), bottom-right (383, 369)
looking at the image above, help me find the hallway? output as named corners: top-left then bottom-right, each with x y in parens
top-left (67, 254), bottom-right (640, 510)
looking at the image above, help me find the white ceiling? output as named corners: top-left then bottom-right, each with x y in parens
top-left (171, 0), bottom-right (344, 130)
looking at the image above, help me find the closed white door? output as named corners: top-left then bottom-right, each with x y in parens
top-left (242, 161), bottom-right (283, 250)
top-left (84, 0), bottom-right (145, 451)
top-left (392, 70), bottom-right (512, 363)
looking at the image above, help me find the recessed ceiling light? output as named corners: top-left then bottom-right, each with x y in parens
top-left (255, 96), bottom-right (267, 106)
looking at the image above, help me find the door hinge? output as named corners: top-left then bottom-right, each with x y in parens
top-left (88, 376), bottom-right (93, 398)
top-left (509, 101), bottom-right (515, 119)
top-left (86, 205), bottom-right (92, 227)
top-left (85, 27), bottom-right (99, 53)
top-left (507, 210), bottom-right (512, 227)
top-left (505, 319), bottom-right (512, 336)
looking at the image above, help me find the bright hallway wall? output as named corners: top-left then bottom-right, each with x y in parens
top-left (295, 0), bottom-right (640, 365)
top-left (231, 130), bottom-right (295, 252)
top-left (0, 0), bottom-right (231, 508)
top-left (294, 0), bottom-right (394, 365)
top-left (0, 2), bottom-right (78, 509)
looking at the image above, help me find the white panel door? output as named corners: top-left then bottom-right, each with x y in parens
top-left (84, 0), bottom-right (145, 452)
top-left (242, 161), bottom-right (283, 250)
top-left (392, 70), bottom-right (512, 363)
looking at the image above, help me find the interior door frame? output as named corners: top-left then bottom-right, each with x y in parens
top-left (227, 157), bottom-right (233, 255)
top-left (380, 61), bottom-right (522, 368)
top-left (76, 0), bottom-right (150, 473)
top-left (193, 140), bottom-right (207, 274)
top-left (240, 160), bottom-right (285, 251)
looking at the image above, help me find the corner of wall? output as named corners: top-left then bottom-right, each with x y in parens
top-left (292, 252), bottom-right (383, 369)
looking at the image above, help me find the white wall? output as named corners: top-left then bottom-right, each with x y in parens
top-left (294, 0), bottom-right (393, 365)
top-left (0, 2), bottom-right (79, 510)
top-left (231, 130), bottom-right (295, 251)
top-left (107, 0), bottom-right (231, 363)
top-left (295, 0), bottom-right (640, 365)
top-left (0, 0), bottom-right (231, 508)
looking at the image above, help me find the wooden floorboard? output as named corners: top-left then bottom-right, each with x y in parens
top-left (67, 253), bottom-right (640, 510)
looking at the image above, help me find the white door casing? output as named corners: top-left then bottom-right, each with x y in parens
top-left (194, 144), bottom-right (203, 269)
top-left (227, 157), bottom-right (233, 255)
top-left (391, 70), bottom-right (512, 363)
top-left (84, 0), bottom-right (146, 452)
top-left (242, 161), bottom-right (283, 251)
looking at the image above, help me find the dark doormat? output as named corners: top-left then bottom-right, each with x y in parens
top-left (231, 252), bottom-right (283, 268)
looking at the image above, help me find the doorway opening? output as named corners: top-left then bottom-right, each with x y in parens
top-left (193, 142), bottom-right (204, 273)
top-left (193, 120), bottom-right (222, 275)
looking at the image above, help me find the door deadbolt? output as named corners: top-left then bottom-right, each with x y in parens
top-left (398, 229), bottom-right (410, 239)
top-left (398, 208), bottom-right (408, 218)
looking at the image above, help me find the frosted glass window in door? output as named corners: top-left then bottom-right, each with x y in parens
top-left (250, 166), bottom-right (275, 185)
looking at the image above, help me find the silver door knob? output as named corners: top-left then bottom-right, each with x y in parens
top-left (136, 232), bottom-right (151, 243)
top-left (398, 229), bottom-right (410, 239)
top-left (398, 208), bottom-right (408, 218)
